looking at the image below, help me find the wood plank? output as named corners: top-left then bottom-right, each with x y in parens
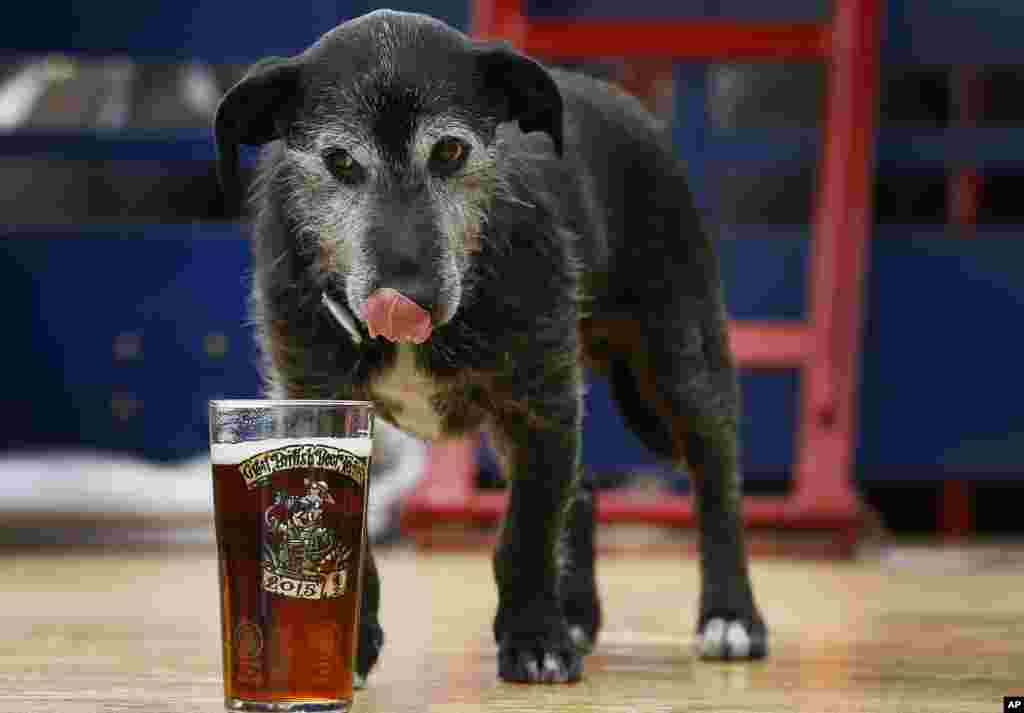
top-left (2, 545), bottom-right (1022, 712)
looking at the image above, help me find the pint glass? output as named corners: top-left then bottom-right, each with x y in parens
top-left (208, 400), bottom-right (374, 712)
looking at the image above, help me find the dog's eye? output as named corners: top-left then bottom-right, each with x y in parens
top-left (322, 148), bottom-right (365, 185)
top-left (429, 137), bottom-right (469, 176)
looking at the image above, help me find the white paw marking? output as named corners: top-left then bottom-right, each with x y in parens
top-left (725, 621), bottom-right (751, 659)
top-left (353, 671), bottom-right (367, 690)
top-left (699, 617), bottom-right (727, 659)
top-left (542, 653), bottom-right (564, 681)
top-left (524, 657), bottom-right (541, 681)
top-left (699, 618), bottom-right (753, 660)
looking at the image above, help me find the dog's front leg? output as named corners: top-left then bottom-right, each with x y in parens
top-left (254, 296), bottom-right (386, 684)
top-left (488, 380), bottom-right (583, 684)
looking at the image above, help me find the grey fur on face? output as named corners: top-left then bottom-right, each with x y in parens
top-left (278, 111), bottom-right (499, 327)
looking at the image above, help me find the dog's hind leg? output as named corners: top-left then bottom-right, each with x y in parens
top-left (613, 316), bottom-right (768, 660)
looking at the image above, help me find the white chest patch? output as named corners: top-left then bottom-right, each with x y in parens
top-left (370, 344), bottom-right (443, 441)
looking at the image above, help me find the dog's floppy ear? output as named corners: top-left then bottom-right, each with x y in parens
top-left (475, 43), bottom-right (564, 157)
top-left (214, 56), bottom-right (301, 213)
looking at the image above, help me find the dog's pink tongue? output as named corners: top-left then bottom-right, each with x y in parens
top-left (364, 288), bottom-right (432, 344)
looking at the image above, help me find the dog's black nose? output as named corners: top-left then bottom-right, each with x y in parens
top-left (371, 251), bottom-right (437, 314)
top-left (376, 278), bottom-right (436, 315)
top-left (368, 202), bottom-right (442, 316)
top-left (371, 242), bottom-right (439, 315)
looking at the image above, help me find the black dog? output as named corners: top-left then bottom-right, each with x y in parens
top-left (214, 9), bottom-right (766, 684)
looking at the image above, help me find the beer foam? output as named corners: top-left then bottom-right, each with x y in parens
top-left (210, 437), bottom-right (372, 464)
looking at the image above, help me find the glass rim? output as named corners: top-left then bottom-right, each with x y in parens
top-left (209, 399), bottom-right (374, 409)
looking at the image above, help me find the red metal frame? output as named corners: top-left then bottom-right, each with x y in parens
top-left (949, 66), bottom-right (986, 234)
top-left (938, 65), bottom-right (987, 536)
top-left (400, 0), bottom-right (882, 555)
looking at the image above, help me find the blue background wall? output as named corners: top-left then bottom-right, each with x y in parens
top-left (3, 0), bottom-right (1023, 493)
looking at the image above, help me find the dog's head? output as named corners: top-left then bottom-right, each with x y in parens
top-left (215, 10), bottom-right (563, 343)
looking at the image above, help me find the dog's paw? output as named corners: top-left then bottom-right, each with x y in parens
top-left (498, 634), bottom-right (582, 683)
top-left (494, 596), bottom-right (582, 683)
top-left (562, 586), bottom-right (602, 655)
top-left (354, 615), bottom-right (384, 686)
top-left (696, 614), bottom-right (767, 661)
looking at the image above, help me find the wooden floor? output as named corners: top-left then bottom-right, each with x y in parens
top-left (1, 542), bottom-right (1022, 712)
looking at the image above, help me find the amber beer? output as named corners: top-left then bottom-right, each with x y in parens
top-left (209, 401), bottom-right (373, 713)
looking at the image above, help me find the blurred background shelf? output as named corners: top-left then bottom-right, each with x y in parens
top-left (3, 0), bottom-right (1024, 546)
top-left (8, 127), bottom-right (1024, 169)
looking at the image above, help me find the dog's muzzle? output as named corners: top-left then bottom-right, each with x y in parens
top-left (363, 288), bottom-right (433, 344)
